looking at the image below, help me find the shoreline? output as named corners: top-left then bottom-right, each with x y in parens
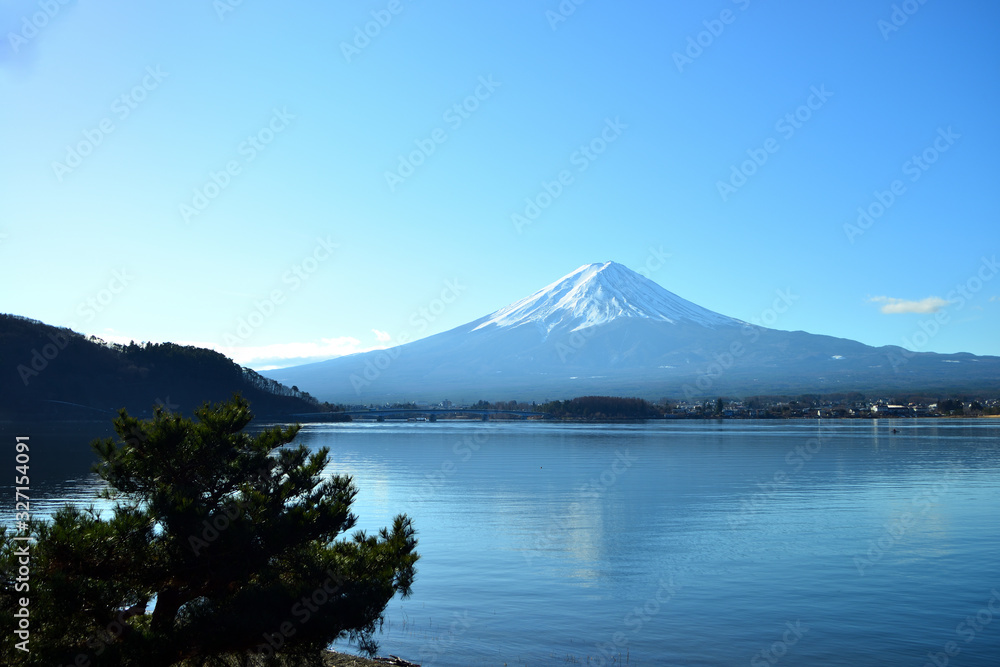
top-left (324, 651), bottom-right (419, 666)
top-left (3, 414), bottom-right (998, 427)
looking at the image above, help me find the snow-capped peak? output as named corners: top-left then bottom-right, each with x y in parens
top-left (472, 261), bottom-right (740, 334)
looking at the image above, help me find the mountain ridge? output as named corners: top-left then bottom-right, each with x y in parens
top-left (471, 261), bottom-right (741, 335)
top-left (264, 263), bottom-right (1000, 403)
top-left (0, 313), bottom-right (322, 420)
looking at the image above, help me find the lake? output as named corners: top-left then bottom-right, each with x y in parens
top-left (3, 419), bottom-right (1000, 665)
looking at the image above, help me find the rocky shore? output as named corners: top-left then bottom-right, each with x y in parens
top-left (323, 651), bottom-right (419, 667)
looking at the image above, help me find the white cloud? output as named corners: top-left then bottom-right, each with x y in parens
top-left (868, 296), bottom-right (952, 314)
top-left (215, 337), bottom-right (365, 367)
top-left (372, 329), bottom-right (392, 343)
top-left (82, 330), bottom-right (373, 370)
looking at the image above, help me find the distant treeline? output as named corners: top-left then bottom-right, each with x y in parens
top-left (0, 314), bottom-right (334, 420)
top-left (538, 396), bottom-right (660, 420)
top-left (458, 392), bottom-right (998, 420)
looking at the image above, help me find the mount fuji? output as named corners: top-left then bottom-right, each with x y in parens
top-left (265, 262), bottom-right (1000, 403)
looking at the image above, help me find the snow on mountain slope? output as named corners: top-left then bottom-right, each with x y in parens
top-left (264, 260), bottom-right (1000, 403)
top-left (472, 261), bottom-right (741, 335)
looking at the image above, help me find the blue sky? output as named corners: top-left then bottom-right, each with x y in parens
top-left (2, 0), bottom-right (998, 369)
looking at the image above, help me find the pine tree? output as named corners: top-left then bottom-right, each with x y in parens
top-left (0, 395), bottom-right (417, 666)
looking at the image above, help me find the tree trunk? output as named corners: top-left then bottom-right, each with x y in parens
top-left (150, 586), bottom-right (180, 632)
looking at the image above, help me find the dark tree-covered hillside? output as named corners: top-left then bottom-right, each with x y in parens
top-left (0, 314), bottom-right (326, 420)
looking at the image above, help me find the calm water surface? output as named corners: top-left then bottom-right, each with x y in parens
top-left (3, 419), bottom-right (999, 666)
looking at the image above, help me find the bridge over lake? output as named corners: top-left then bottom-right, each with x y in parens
top-left (292, 408), bottom-right (547, 421)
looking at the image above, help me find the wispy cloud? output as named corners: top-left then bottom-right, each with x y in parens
top-left (87, 330), bottom-right (371, 370)
top-left (372, 329), bottom-right (391, 343)
top-left (215, 338), bottom-right (367, 368)
top-left (868, 296), bottom-right (952, 314)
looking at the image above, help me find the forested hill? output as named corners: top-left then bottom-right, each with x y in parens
top-left (0, 314), bottom-right (322, 420)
